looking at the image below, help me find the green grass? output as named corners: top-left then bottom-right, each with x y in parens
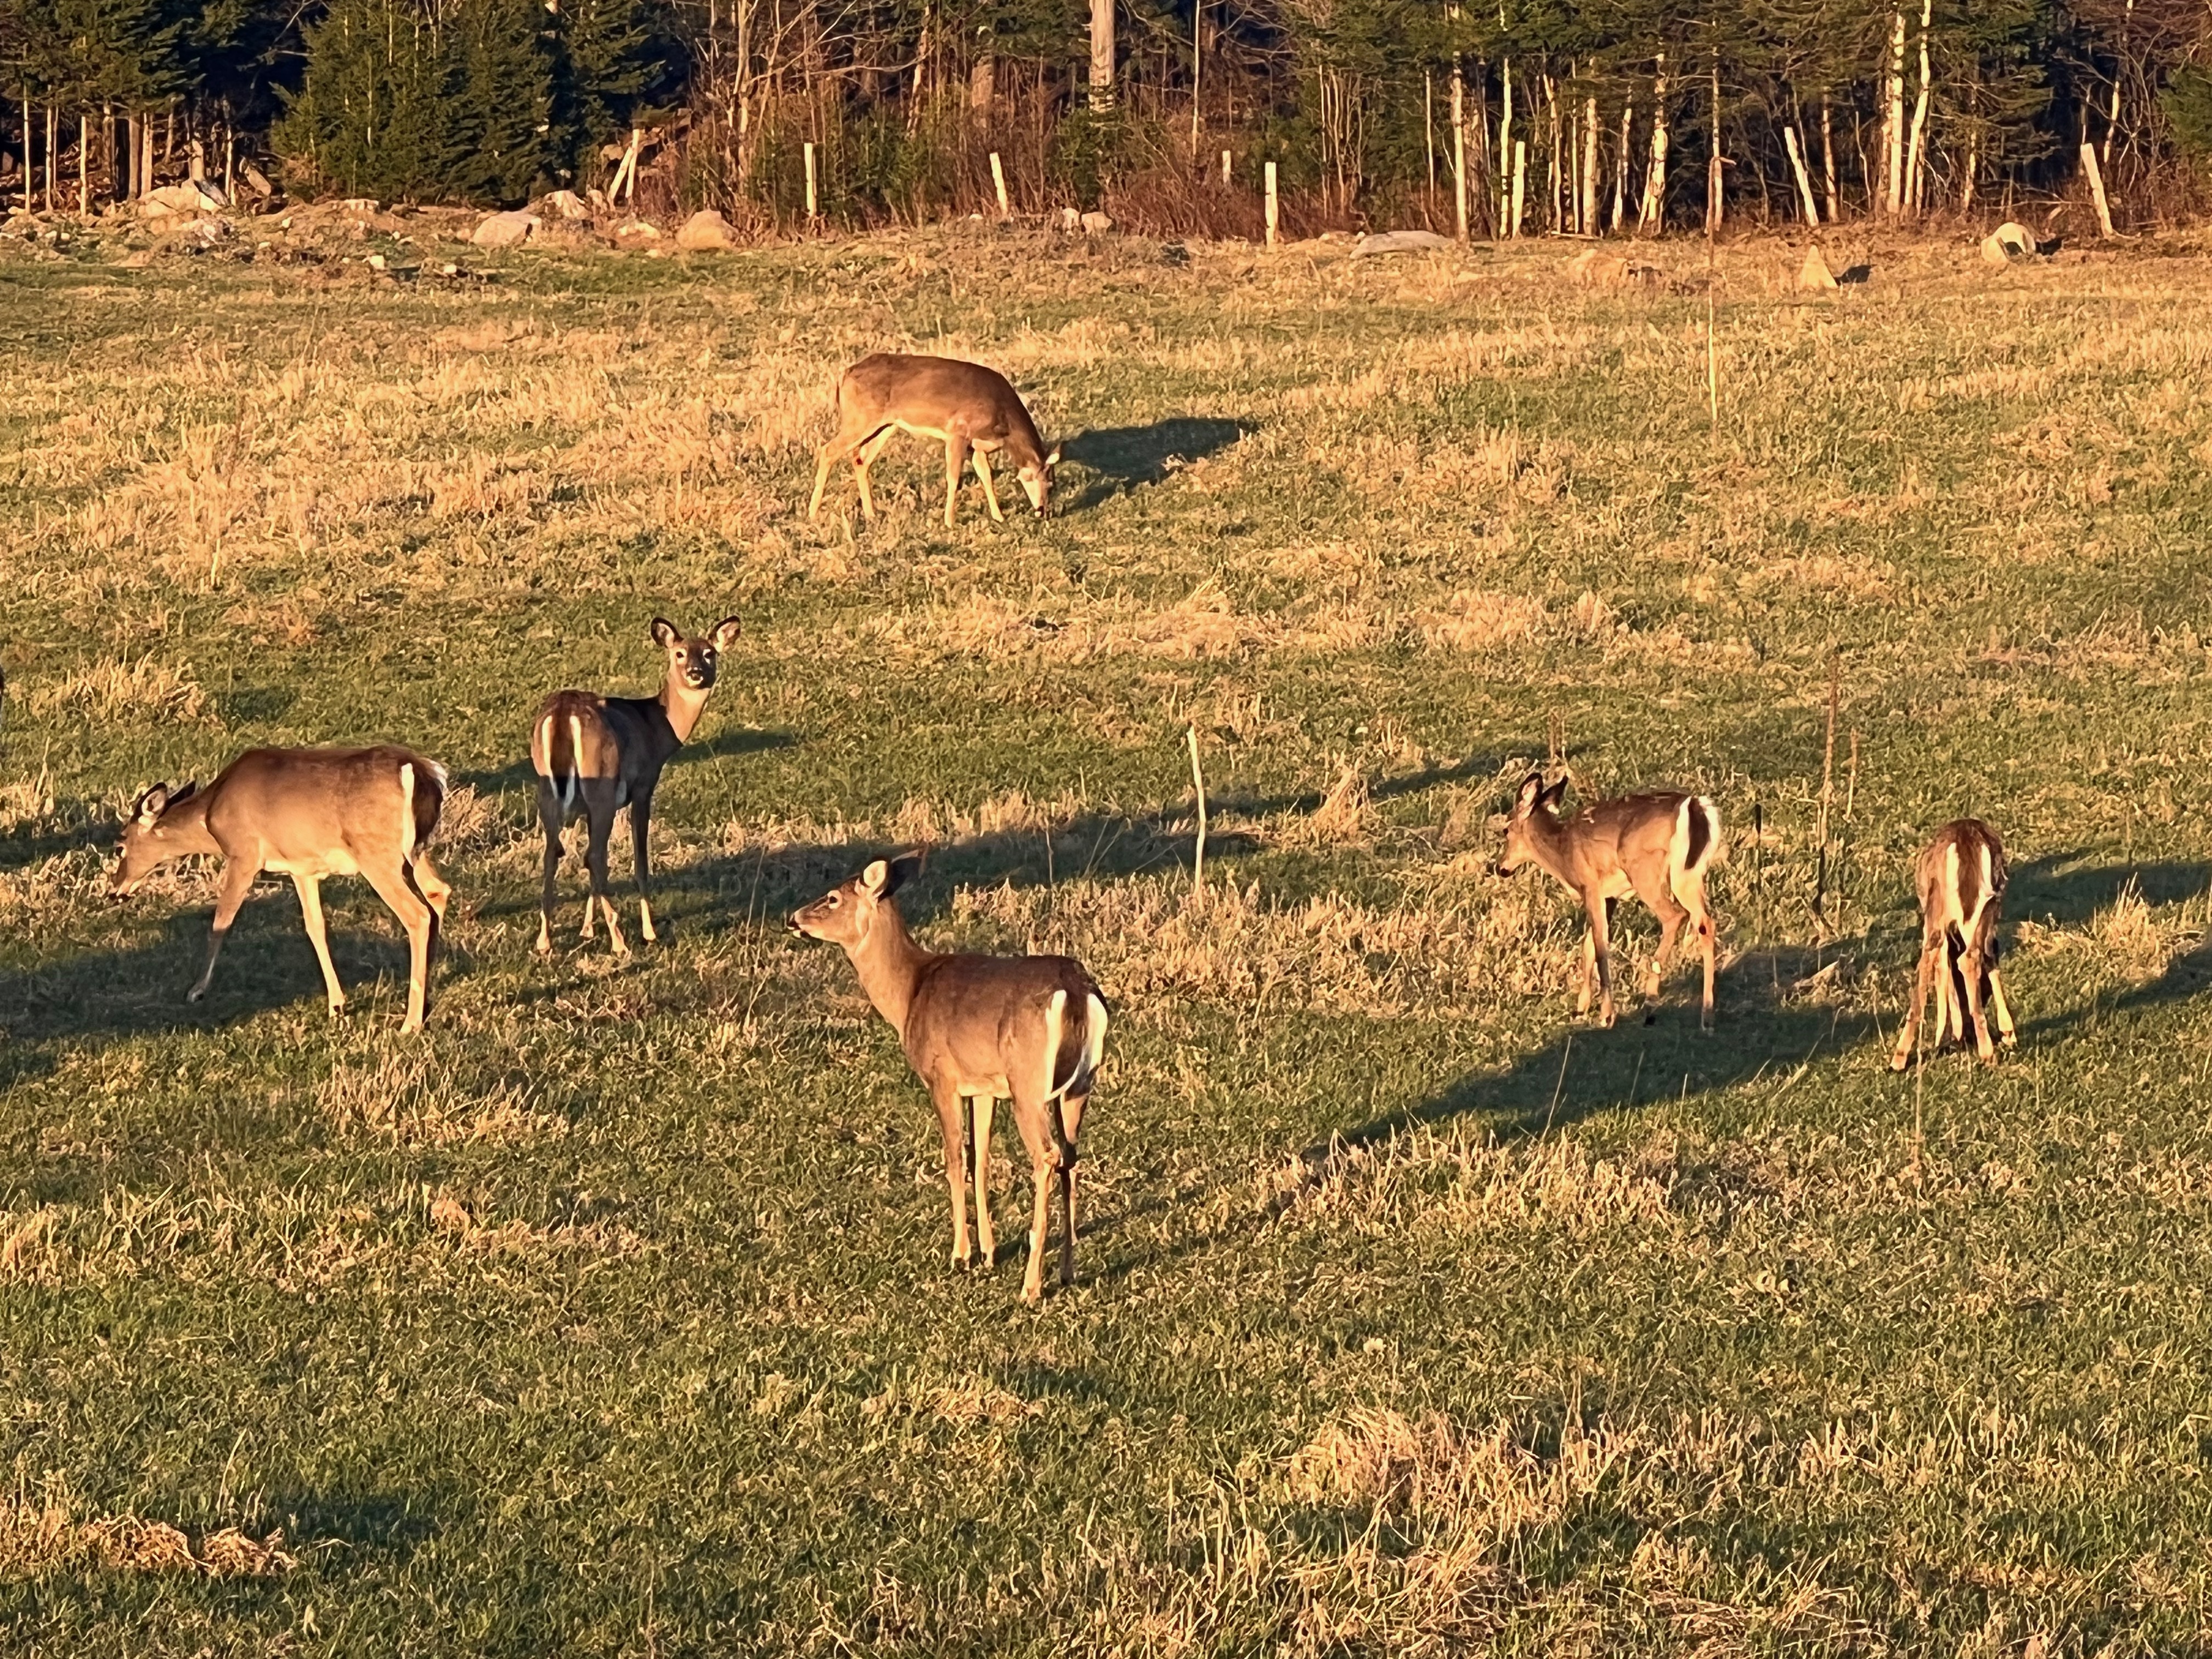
top-left (4, 222), bottom-right (2212, 1653)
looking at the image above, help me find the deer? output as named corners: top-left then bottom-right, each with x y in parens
top-left (789, 854), bottom-right (1106, 1302)
top-left (529, 615), bottom-right (742, 956)
top-left (807, 353), bottom-right (1060, 529)
top-left (1497, 772), bottom-right (1723, 1030)
top-left (1890, 818), bottom-right (2017, 1069)
top-left (109, 746), bottom-right (452, 1032)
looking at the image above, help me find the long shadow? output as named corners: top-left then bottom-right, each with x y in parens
top-left (1060, 417), bottom-right (1252, 511)
top-left (454, 726), bottom-right (797, 799)
top-left (2000, 855), bottom-right (2212, 1032)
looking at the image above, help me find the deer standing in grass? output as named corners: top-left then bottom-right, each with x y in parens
top-left (808, 353), bottom-right (1060, 529)
top-left (110, 746), bottom-right (452, 1031)
top-left (529, 616), bottom-right (741, 956)
top-left (1891, 818), bottom-right (2017, 1069)
top-left (789, 855), bottom-right (1105, 1302)
top-left (1498, 772), bottom-right (1722, 1029)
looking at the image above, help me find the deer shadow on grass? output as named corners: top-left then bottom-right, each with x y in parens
top-left (451, 726), bottom-right (798, 800)
top-left (1059, 417), bottom-right (1252, 512)
top-left (1080, 940), bottom-right (1886, 1288)
top-left (1996, 853), bottom-right (2212, 1039)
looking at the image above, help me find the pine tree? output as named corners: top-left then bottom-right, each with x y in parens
top-left (442, 0), bottom-right (560, 203)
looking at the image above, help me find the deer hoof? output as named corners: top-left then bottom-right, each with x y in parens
top-left (187, 985), bottom-right (208, 1004)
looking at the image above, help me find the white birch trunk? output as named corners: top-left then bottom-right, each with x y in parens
top-left (1088, 0), bottom-right (1115, 113)
top-left (1821, 94), bottom-right (1839, 221)
top-left (1904, 0), bottom-right (1933, 215)
top-left (1785, 126), bottom-right (1820, 225)
top-left (1612, 99), bottom-right (1631, 232)
top-left (1884, 11), bottom-right (1906, 215)
top-left (1639, 57), bottom-right (1668, 234)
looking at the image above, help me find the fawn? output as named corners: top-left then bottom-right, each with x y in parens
top-left (790, 855), bottom-right (1106, 1302)
top-left (1891, 818), bottom-right (2017, 1068)
top-left (1498, 772), bottom-right (1722, 1029)
top-left (808, 353), bottom-right (1059, 528)
top-left (111, 746), bottom-right (451, 1031)
top-left (530, 616), bottom-right (741, 955)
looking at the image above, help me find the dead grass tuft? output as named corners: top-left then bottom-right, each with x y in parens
top-left (0, 1497), bottom-right (295, 1580)
top-left (30, 656), bottom-right (208, 725)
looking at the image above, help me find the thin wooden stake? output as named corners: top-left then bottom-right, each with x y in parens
top-left (1220, 148), bottom-right (1231, 185)
top-left (1263, 161), bottom-right (1278, 247)
top-left (1509, 138), bottom-right (1526, 237)
top-left (2080, 142), bottom-right (2115, 238)
top-left (1812, 651), bottom-right (1838, 929)
top-left (1186, 725), bottom-right (1209, 894)
top-left (989, 151), bottom-right (1009, 218)
top-left (803, 140), bottom-right (818, 223)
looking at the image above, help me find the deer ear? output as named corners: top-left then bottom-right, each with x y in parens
top-left (709, 616), bottom-right (742, 651)
top-left (1045, 448), bottom-right (1061, 468)
top-left (650, 617), bottom-right (681, 650)
top-left (1513, 773), bottom-right (1544, 815)
top-left (859, 859), bottom-right (891, 896)
top-left (133, 784), bottom-right (171, 824)
top-left (884, 850), bottom-right (924, 894)
top-left (1540, 776), bottom-right (1570, 811)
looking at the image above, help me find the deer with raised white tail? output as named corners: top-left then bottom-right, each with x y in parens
top-left (530, 615), bottom-right (741, 956)
top-left (808, 353), bottom-right (1059, 528)
top-left (1498, 772), bottom-right (1722, 1029)
top-left (789, 855), bottom-right (1105, 1302)
top-left (110, 746), bottom-right (452, 1031)
top-left (1891, 818), bottom-right (2016, 1069)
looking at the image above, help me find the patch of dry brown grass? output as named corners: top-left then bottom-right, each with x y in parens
top-left (0, 1493), bottom-right (294, 1581)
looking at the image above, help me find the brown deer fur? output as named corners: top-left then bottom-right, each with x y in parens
top-left (1498, 772), bottom-right (1722, 1029)
top-left (789, 855), bottom-right (1106, 1302)
top-left (530, 616), bottom-right (740, 955)
top-left (110, 746), bottom-right (451, 1031)
top-left (808, 353), bottom-right (1059, 528)
top-left (1891, 818), bottom-right (2017, 1068)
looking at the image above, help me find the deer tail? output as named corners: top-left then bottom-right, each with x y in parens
top-left (532, 710), bottom-right (583, 813)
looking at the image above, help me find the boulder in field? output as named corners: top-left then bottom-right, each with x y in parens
top-left (471, 210), bottom-right (540, 249)
top-left (1981, 221), bottom-right (2035, 264)
top-left (543, 189), bottom-right (591, 220)
top-left (675, 208), bottom-right (741, 251)
top-left (613, 218), bottom-right (662, 242)
top-left (140, 180), bottom-right (227, 217)
top-left (1353, 229), bottom-right (1453, 256)
top-left (1079, 210), bottom-right (1114, 234)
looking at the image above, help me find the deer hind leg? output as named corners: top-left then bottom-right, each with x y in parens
top-left (362, 859), bottom-right (436, 1033)
top-left (582, 798), bottom-right (629, 955)
top-left (628, 793), bottom-right (658, 944)
top-left (1890, 934), bottom-right (1941, 1070)
top-left (973, 448), bottom-right (1006, 522)
top-left (1576, 927), bottom-right (1598, 1017)
top-left (536, 787), bottom-right (564, 955)
top-left (1645, 893), bottom-right (1689, 1005)
top-left (1056, 1091), bottom-right (1086, 1288)
top-left (292, 873), bottom-right (346, 1017)
top-left (1009, 1090), bottom-right (1057, 1303)
top-left (969, 1092), bottom-right (997, 1270)
top-left (932, 1079), bottom-right (974, 1267)
top-left (1960, 940), bottom-right (1997, 1062)
top-left (190, 858), bottom-right (261, 1003)
top-left (854, 427), bottom-right (897, 520)
top-left (1985, 962), bottom-right (2018, 1048)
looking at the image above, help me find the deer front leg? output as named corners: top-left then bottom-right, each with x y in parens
top-left (629, 792), bottom-right (659, 944)
top-left (932, 1080), bottom-right (973, 1267)
top-left (1890, 938), bottom-right (1939, 1070)
top-left (1584, 894), bottom-right (1617, 1026)
top-left (855, 428), bottom-right (896, 520)
top-left (943, 436), bottom-right (971, 528)
top-left (1986, 964), bottom-right (2018, 1048)
top-left (292, 873), bottom-right (346, 1017)
top-left (972, 448), bottom-right (1006, 522)
top-left (970, 1092), bottom-right (997, 1269)
top-left (1576, 928), bottom-right (1597, 1017)
top-left (808, 442), bottom-right (841, 520)
top-left (1960, 945), bottom-right (1997, 1062)
top-left (190, 859), bottom-right (261, 1003)
top-left (1057, 1091), bottom-right (1085, 1288)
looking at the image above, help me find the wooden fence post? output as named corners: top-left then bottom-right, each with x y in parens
top-left (990, 151), bottom-right (1010, 218)
top-left (1264, 161), bottom-right (1278, 247)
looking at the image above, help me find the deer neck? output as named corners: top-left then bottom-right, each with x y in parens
top-left (1525, 811), bottom-right (1588, 891)
top-left (160, 794), bottom-right (221, 861)
top-left (847, 902), bottom-right (934, 1039)
top-left (658, 674), bottom-right (712, 745)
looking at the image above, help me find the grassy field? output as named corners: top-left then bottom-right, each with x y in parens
top-left (3, 217), bottom-right (2212, 1655)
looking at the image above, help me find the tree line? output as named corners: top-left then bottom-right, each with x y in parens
top-left (2, 0), bottom-right (2210, 233)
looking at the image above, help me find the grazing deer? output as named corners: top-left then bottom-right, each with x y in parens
top-left (1891, 818), bottom-right (2017, 1069)
top-left (529, 615), bottom-right (741, 956)
top-left (808, 353), bottom-right (1060, 528)
top-left (789, 855), bottom-right (1105, 1302)
top-left (110, 746), bottom-right (452, 1031)
top-left (1498, 772), bottom-right (1722, 1029)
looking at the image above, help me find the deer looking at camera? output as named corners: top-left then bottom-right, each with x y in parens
top-left (1891, 818), bottom-right (2017, 1069)
top-left (530, 615), bottom-right (742, 955)
top-left (807, 353), bottom-right (1059, 529)
top-left (789, 855), bottom-right (1105, 1302)
top-left (110, 746), bottom-right (452, 1031)
top-left (1498, 772), bottom-right (1722, 1029)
